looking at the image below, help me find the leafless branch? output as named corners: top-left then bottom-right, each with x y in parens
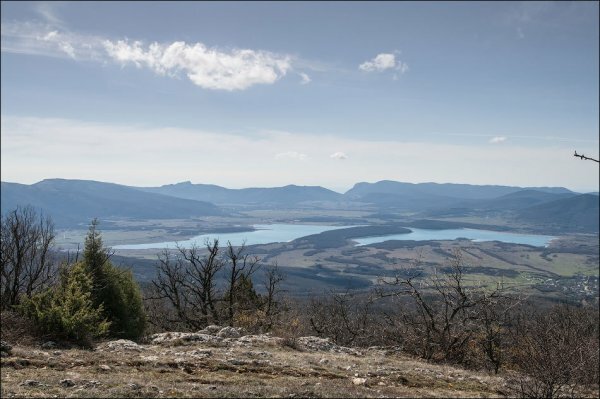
top-left (574, 150), bottom-right (599, 163)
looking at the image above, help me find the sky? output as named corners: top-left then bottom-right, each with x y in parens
top-left (1, 1), bottom-right (598, 193)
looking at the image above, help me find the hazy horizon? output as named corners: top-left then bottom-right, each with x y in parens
top-left (2, 176), bottom-right (598, 195)
top-left (2, 2), bottom-right (598, 193)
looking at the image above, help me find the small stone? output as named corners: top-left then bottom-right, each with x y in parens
top-left (20, 380), bottom-right (40, 387)
top-left (83, 380), bottom-right (101, 388)
top-left (1, 340), bottom-right (12, 355)
top-left (42, 341), bottom-right (56, 349)
top-left (318, 358), bottom-right (329, 364)
top-left (60, 379), bottom-right (76, 387)
top-left (99, 364), bottom-right (111, 371)
top-left (352, 377), bottom-right (367, 386)
top-left (200, 325), bottom-right (222, 335)
top-left (128, 383), bottom-right (141, 390)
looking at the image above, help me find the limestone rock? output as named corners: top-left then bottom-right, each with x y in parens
top-left (102, 339), bottom-right (144, 352)
top-left (199, 325), bottom-right (222, 335)
top-left (352, 377), bottom-right (367, 386)
top-left (217, 326), bottom-right (244, 338)
top-left (150, 332), bottom-right (221, 345)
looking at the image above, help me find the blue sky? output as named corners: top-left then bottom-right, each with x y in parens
top-left (1, 1), bottom-right (598, 192)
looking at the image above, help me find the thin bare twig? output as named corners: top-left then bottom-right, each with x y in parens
top-left (574, 151), bottom-right (599, 163)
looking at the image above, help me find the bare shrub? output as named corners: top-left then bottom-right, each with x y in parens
top-left (308, 289), bottom-right (382, 347)
top-left (378, 249), bottom-right (516, 367)
top-left (1, 206), bottom-right (57, 310)
top-left (0, 310), bottom-right (46, 346)
top-left (509, 303), bottom-right (599, 398)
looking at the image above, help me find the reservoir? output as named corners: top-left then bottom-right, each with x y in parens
top-left (113, 224), bottom-right (556, 249)
top-left (353, 227), bottom-right (555, 247)
top-left (113, 224), bottom-right (353, 249)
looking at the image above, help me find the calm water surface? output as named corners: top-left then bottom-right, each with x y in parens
top-left (113, 224), bottom-right (556, 249)
top-left (353, 227), bottom-right (556, 247)
top-left (113, 224), bottom-right (353, 249)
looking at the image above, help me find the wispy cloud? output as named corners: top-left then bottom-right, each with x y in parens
top-left (1, 21), bottom-right (301, 91)
top-left (489, 136), bottom-right (507, 144)
top-left (359, 52), bottom-right (408, 75)
top-left (442, 132), bottom-right (598, 144)
top-left (275, 151), bottom-right (307, 160)
top-left (299, 72), bottom-right (311, 85)
top-left (330, 152), bottom-right (348, 160)
top-left (1, 22), bottom-right (105, 60)
top-left (34, 2), bottom-right (65, 27)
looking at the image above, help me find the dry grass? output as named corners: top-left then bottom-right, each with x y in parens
top-left (2, 336), bottom-right (598, 398)
top-left (0, 340), bottom-right (494, 398)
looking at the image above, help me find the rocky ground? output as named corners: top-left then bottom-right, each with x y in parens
top-left (0, 326), bottom-right (594, 398)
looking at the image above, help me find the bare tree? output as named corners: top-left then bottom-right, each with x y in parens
top-left (150, 239), bottom-right (223, 329)
top-left (309, 289), bottom-right (379, 347)
top-left (1, 206), bottom-right (56, 310)
top-left (181, 240), bottom-right (223, 325)
top-left (150, 249), bottom-right (192, 328)
top-left (263, 262), bottom-right (285, 330)
top-left (223, 241), bottom-right (260, 326)
top-left (378, 249), bottom-right (512, 365)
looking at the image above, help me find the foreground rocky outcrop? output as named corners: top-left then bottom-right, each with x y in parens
top-left (1, 327), bottom-right (597, 398)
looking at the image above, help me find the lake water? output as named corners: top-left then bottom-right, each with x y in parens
top-left (353, 227), bottom-right (556, 247)
top-left (113, 223), bottom-right (556, 249)
top-left (112, 224), bottom-right (354, 249)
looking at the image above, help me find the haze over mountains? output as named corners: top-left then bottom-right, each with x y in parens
top-left (139, 181), bottom-right (341, 205)
top-left (0, 179), bottom-right (221, 226)
top-left (1, 178), bottom-right (598, 232)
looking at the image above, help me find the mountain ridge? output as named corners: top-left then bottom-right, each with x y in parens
top-left (0, 179), bottom-right (222, 227)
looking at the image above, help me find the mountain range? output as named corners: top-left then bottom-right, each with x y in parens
top-left (0, 179), bottom-right (221, 227)
top-left (1, 178), bottom-right (597, 232)
top-left (138, 181), bottom-right (341, 205)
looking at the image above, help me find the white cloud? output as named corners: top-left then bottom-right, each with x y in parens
top-left (1, 22), bottom-right (301, 91)
top-left (275, 151), bottom-right (307, 160)
top-left (299, 72), bottom-right (311, 85)
top-left (1, 117), bottom-right (597, 192)
top-left (359, 53), bottom-right (395, 72)
top-left (103, 40), bottom-right (292, 91)
top-left (359, 53), bottom-right (408, 75)
top-left (489, 136), bottom-right (507, 144)
top-left (330, 152), bottom-right (348, 160)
